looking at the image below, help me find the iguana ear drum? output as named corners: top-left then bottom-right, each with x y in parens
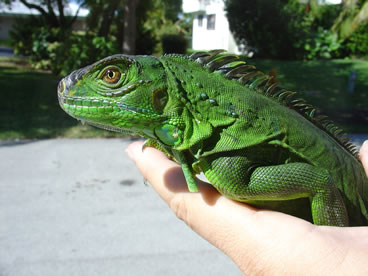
top-left (152, 89), bottom-right (168, 112)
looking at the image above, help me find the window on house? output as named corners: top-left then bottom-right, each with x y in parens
top-left (198, 14), bottom-right (203, 27)
top-left (207, 14), bottom-right (216, 30)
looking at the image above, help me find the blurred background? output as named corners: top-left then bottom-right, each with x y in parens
top-left (0, 0), bottom-right (367, 137)
top-left (0, 0), bottom-right (367, 275)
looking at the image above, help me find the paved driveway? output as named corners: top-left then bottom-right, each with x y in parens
top-left (1, 135), bottom-right (367, 275)
top-left (0, 139), bottom-right (239, 276)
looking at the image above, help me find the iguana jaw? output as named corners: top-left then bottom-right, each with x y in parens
top-left (58, 91), bottom-right (164, 137)
top-left (58, 94), bottom-right (155, 119)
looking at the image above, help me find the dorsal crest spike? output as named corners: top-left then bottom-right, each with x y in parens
top-left (206, 55), bottom-right (239, 72)
top-left (191, 49), bottom-right (226, 65)
top-left (225, 65), bottom-right (256, 79)
top-left (239, 71), bottom-right (264, 84)
top-left (188, 50), bottom-right (359, 158)
top-left (265, 82), bottom-right (279, 95)
top-left (278, 91), bottom-right (296, 102)
top-left (249, 75), bottom-right (270, 89)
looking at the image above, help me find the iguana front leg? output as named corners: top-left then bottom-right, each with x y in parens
top-left (172, 150), bottom-right (199, 192)
top-left (201, 156), bottom-right (348, 226)
top-left (143, 139), bottom-right (199, 192)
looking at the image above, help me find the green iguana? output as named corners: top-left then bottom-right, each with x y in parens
top-left (57, 50), bottom-right (368, 226)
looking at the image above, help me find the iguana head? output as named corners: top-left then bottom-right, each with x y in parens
top-left (58, 54), bottom-right (184, 143)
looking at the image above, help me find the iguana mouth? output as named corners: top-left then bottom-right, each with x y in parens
top-left (59, 95), bottom-right (156, 117)
top-left (58, 95), bottom-right (118, 115)
top-left (58, 95), bottom-right (137, 135)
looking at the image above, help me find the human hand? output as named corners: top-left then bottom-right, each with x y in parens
top-left (360, 140), bottom-right (368, 176)
top-left (126, 141), bottom-right (368, 275)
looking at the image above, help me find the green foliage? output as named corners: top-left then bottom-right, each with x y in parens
top-left (161, 34), bottom-right (187, 54)
top-left (10, 15), bottom-right (119, 75)
top-left (224, 1), bottom-right (357, 60)
top-left (134, 0), bottom-right (159, 55)
top-left (10, 16), bottom-right (68, 70)
top-left (29, 27), bottom-right (65, 70)
top-left (343, 22), bottom-right (368, 57)
top-left (304, 27), bottom-right (342, 60)
top-left (304, 2), bottom-right (368, 59)
top-left (162, 0), bottom-right (183, 21)
top-left (225, 0), bottom-right (312, 59)
top-left (8, 0), bottom-right (184, 73)
top-left (84, 0), bottom-right (183, 56)
top-left (331, 0), bottom-right (368, 39)
top-left (9, 16), bottom-right (50, 57)
top-left (51, 34), bottom-right (119, 75)
top-left (307, 2), bottom-right (342, 30)
top-left (139, 0), bottom-right (187, 55)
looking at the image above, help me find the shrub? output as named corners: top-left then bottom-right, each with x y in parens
top-left (225, 0), bottom-right (311, 59)
top-left (304, 27), bottom-right (342, 60)
top-left (10, 16), bottom-right (120, 75)
top-left (342, 22), bottom-right (368, 58)
top-left (51, 34), bottom-right (120, 75)
top-left (161, 34), bottom-right (187, 54)
top-left (135, 29), bottom-right (157, 55)
top-left (10, 16), bottom-right (43, 57)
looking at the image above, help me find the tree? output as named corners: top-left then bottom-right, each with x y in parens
top-left (332, 0), bottom-right (368, 39)
top-left (224, 0), bottom-right (311, 59)
top-left (122, 0), bottom-right (140, 54)
top-left (85, 0), bottom-right (124, 39)
top-left (3, 0), bottom-right (86, 29)
top-left (85, 0), bottom-right (182, 55)
top-left (121, 0), bottom-right (183, 54)
top-left (5, 0), bottom-right (184, 73)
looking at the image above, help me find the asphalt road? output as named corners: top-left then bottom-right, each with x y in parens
top-left (0, 139), bottom-right (239, 276)
top-left (1, 135), bottom-right (367, 275)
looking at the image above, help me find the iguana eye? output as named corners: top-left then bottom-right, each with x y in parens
top-left (101, 67), bottom-right (121, 84)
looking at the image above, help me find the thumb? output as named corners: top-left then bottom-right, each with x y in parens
top-left (360, 140), bottom-right (368, 176)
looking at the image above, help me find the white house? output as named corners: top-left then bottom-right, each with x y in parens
top-left (183, 0), bottom-right (242, 54)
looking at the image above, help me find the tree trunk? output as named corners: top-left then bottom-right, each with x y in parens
top-left (98, 0), bottom-right (122, 38)
top-left (19, 0), bottom-right (59, 27)
top-left (122, 0), bottom-right (140, 54)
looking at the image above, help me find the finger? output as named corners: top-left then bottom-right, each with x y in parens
top-left (360, 140), bottom-right (368, 176)
top-left (126, 141), bottom-right (204, 201)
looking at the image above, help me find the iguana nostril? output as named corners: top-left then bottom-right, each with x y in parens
top-left (57, 71), bottom-right (80, 96)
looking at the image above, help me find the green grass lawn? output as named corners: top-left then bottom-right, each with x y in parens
top-left (0, 56), bottom-right (367, 140)
top-left (242, 58), bottom-right (368, 132)
top-left (0, 57), bottom-right (118, 139)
